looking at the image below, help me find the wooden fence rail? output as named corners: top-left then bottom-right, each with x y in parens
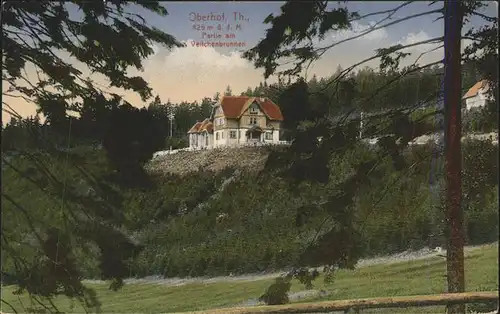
top-left (180, 291), bottom-right (499, 314)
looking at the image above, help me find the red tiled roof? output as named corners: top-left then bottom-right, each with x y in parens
top-left (187, 121), bottom-right (202, 133)
top-left (256, 98), bottom-right (284, 121)
top-left (463, 80), bottom-right (489, 99)
top-left (219, 96), bottom-right (284, 121)
top-left (219, 96), bottom-right (248, 118)
top-left (188, 119), bottom-right (213, 133)
top-left (199, 119), bottom-right (213, 133)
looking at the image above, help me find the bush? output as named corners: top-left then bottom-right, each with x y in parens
top-left (164, 137), bottom-right (188, 150)
top-left (259, 277), bottom-right (291, 305)
top-left (465, 188), bottom-right (499, 245)
top-left (462, 106), bottom-right (498, 133)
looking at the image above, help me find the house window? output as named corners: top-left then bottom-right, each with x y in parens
top-left (265, 132), bottom-right (273, 140)
top-left (249, 117), bottom-right (257, 125)
top-left (221, 131), bottom-right (224, 139)
top-left (250, 105), bottom-right (258, 114)
top-left (216, 132), bottom-right (219, 140)
top-left (230, 131), bottom-right (237, 139)
top-left (205, 135), bottom-right (208, 145)
top-left (215, 118), bottom-right (224, 126)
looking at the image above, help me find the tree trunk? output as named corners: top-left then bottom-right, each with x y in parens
top-left (443, 1), bottom-right (465, 313)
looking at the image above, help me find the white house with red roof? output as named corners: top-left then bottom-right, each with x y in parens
top-left (187, 96), bottom-right (284, 149)
top-left (462, 79), bottom-right (494, 111)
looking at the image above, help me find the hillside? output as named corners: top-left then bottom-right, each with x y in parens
top-left (147, 146), bottom-right (275, 176)
top-left (2, 139), bottom-right (498, 281)
top-left (147, 130), bottom-right (499, 176)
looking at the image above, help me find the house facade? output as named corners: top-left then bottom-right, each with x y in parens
top-left (462, 79), bottom-right (494, 111)
top-left (188, 96), bottom-right (284, 149)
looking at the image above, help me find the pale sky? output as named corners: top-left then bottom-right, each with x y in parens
top-left (2, 1), bottom-right (498, 123)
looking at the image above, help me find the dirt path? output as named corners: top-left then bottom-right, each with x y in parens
top-left (84, 243), bottom-right (493, 287)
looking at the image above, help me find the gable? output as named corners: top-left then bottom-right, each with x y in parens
top-left (249, 102), bottom-right (259, 111)
top-left (241, 101), bottom-right (262, 115)
top-left (215, 106), bottom-right (223, 116)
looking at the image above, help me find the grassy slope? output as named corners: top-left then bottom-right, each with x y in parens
top-left (2, 243), bottom-right (497, 313)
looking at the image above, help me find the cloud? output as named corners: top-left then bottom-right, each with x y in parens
top-left (399, 31), bottom-right (434, 48)
top-left (151, 44), bottom-right (161, 56)
top-left (1, 21), bottom-right (398, 123)
top-left (1, 18), bottom-right (484, 124)
top-left (143, 22), bottom-right (389, 103)
top-left (397, 30), bottom-right (477, 63)
top-left (162, 39), bottom-right (251, 71)
top-left (136, 40), bottom-right (264, 103)
top-left (303, 22), bottom-right (393, 77)
top-left (397, 30), bottom-right (441, 55)
top-left (333, 21), bottom-right (389, 42)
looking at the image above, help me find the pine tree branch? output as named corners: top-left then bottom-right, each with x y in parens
top-left (471, 10), bottom-right (498, 23)
top-left (312, 36), bottom-right (445, 96)
top-left (350, 1), bottom-right (414, 24)
top-left (315, 8), bottom-right (442, 57)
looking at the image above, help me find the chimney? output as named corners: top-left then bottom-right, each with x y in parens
top-left (259, 92), bottom-right (265, 103)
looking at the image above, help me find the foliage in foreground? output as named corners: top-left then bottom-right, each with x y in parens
top-left (2, 0), bottom-right (498, 311)
top-left (1, 243), bottom-right (497, 313)
top-left (2, 140), bottom-right (498, 281)
top-left (2, 0), bottom-right (186, 309)
top-left (242, 0), bottom-right (497, 305)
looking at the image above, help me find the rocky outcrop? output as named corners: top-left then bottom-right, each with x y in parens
top-left (146, 147), bottom-right (274, 176)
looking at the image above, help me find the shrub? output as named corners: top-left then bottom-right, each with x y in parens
top-left (462, 106), bottom-right (498, 133)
